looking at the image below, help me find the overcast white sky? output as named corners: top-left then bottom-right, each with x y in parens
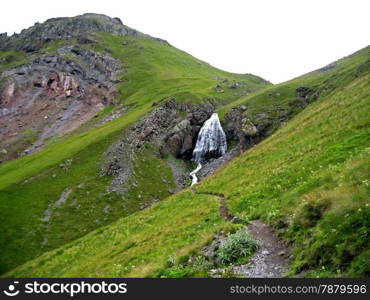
top-left (1, 0), bottom-right (369, 83)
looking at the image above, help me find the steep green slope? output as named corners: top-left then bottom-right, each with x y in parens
top-left (6, 48), bottom-right (369, 278)
top-left (219, 47), bottom-right (370, 129)
top-left (0, 33), bottom-right (269, 274)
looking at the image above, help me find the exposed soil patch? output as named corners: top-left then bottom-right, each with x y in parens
top-left (219, 194), bottom-right (232, 221)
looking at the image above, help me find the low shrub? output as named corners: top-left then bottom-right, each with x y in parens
top-left (216, 229), bottom-right (259, 265)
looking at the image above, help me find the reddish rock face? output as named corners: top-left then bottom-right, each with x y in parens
top-left (3, 81), bottom-right (15, 102)
top-left (0, 47), bottom-right (122, 161)
top-left (45, 74), bottom-right (80, 96)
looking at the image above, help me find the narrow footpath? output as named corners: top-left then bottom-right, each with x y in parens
top-left (193, 188), bottom-right (291, 277)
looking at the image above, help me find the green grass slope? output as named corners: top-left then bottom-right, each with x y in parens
top-left (5, 47), bottom-right (369, 278)
top-left (219, 47), bottom-right (370, 129)
top-left (0, 34), bottom-right (269, 274)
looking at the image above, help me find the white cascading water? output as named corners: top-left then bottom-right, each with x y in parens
top-left (190, 113), bottom-right (227, 185)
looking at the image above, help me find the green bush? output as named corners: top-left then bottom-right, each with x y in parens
top-left (155, 255), bottom-right (213, 278)
top-left (348, 250), bottom-right (370, 277)
top-left (217, 229), bottom-right (259, 265)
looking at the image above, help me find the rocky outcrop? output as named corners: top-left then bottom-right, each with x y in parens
top-left (0, 13), bottom-right (172, 161)
top-left (224, 85), bottom-right (320, 154)
top-left (0, 13), bottom-right (167, 53)
top-left (160, 99), bottom-right (214, 159)
top-left (288, 86), bottom-right (313, 109)
top-left (101, 98), bottom-right (214, 193)
top-left (0, 45), bottom-right (122, 158)
top-left (197, 145), bottom-right (240, 179)
top-left (123, 98), bottom-right (214, 160)
top-left (224, 106), bottom-right (260, 152)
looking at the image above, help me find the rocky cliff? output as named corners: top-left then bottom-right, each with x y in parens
top-left (0, 45), bottom-right (123, 158)
top-left (0, 14), bottom-right (159, 161)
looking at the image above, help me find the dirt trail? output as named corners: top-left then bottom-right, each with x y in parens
top-left (233, 220), bottom-right (291, 277)
top-left (193, 188), bottom-right (291, 277)
top-left (192, 189), bottom-right (232, 221)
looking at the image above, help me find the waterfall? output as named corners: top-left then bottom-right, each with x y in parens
top-left (190, 113), bottom-right (227, 185)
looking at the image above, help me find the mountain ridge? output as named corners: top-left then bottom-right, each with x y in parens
top-left (0, 13), bottom-right (168, 52)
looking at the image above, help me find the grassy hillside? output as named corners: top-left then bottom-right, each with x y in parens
top-left (0, 34), bottom-right (269, 274)
top-left (5, 47), bottom-right (369, 277)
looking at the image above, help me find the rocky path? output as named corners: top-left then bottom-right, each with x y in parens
top-left (193, 188), bottom-right (291, 277)
top-left (233, 220), bottom-right (291, 278)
